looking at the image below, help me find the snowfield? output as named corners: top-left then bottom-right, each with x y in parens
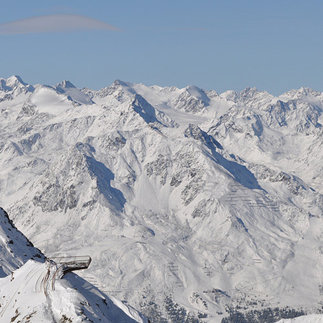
top-left (277, 314), bottom-right (323, 323)
top-left (0, 76), bottom-right (322, 322)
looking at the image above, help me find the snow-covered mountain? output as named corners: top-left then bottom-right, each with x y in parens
top-left (0, 207), bottom-right (146, 322)
top-left (0, 75), bottom-right (322, 322)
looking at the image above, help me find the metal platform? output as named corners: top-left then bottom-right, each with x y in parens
top-left (48, 255), bottom-right (92, 274)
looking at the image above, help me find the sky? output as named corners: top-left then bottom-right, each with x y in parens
top-left (0, 0), bottom-right (322, 95)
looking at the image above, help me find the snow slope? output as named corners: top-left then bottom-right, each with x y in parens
top-left (0, 75), bottom-right (322, 322)
top-left (0, 207), bottom-right (44, 277)
top-left (0, 207), bottom-right (146, 322)
top-left (277, 314), bottom-right (323, 323)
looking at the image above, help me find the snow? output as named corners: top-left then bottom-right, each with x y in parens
top-left (56, 80), bottom-right (94, 105)
top-left (277, 314), bottom-right (323, 323)
top-left (30, 86), bottom-right (73, 115)
top-left (0, 260), bottom-right (147, 322)
top-left (0, 207), bottom-right (44, 277)
top-left (0, 75), bottom-right (322, 321)
top-left (0, 208), bottom-right (146, 322)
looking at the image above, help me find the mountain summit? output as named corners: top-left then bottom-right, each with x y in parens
top-left (56, 80), bottom-right (76, 89)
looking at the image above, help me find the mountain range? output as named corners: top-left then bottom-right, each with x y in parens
top-left (0, 75), bottom-right (322, 322)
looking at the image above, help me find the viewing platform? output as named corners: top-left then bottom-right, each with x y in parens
top-left (48, 255), bottom-right (92, 275)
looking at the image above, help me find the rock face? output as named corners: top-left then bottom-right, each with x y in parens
top-left (0, 76), bottom-right (323, 322)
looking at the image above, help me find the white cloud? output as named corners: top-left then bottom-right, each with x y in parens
top-left (0, 14), bottom-right (120, 34)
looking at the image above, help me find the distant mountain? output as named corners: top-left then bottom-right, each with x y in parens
top-left (0, 76), bottom-right (322, 322)
top-left (0, 208), bottom-right (146, 322)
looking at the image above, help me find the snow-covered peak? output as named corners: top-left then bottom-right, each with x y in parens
top-left (113, 79), bottom-right (133, 88)
top-left (240, 86), bottom-right (259, 97)
top-left (220, 89), bottom-right (239, 102)
top-left (55, 80), bottom-right (93, 105)
top-left (185, 85), bottom-right (210, 103)
top-left (238, 87), bottom-right (275, 108)
top-left (169, 86), bottom-right (209, 113)
top-left (281, 87), bottom-right (322, 100)
top-left (5, 75), bottom-right (27, 88)
top-left (5, 75), bottom-right (27, 87)
top-left (0, 75), bottom-right (33, 94)
top-left (219, 87), bottom-right (275, 109)
top-left (55, 81), bottom-right (93, 105)
top-left (56, 79), bottom-right (76, 89)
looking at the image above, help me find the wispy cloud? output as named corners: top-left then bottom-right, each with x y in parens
top-left (0, 14), bottom-right (120, 34)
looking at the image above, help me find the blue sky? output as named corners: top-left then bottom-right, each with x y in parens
top-left (0, 0), bottom-right (322, 94)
